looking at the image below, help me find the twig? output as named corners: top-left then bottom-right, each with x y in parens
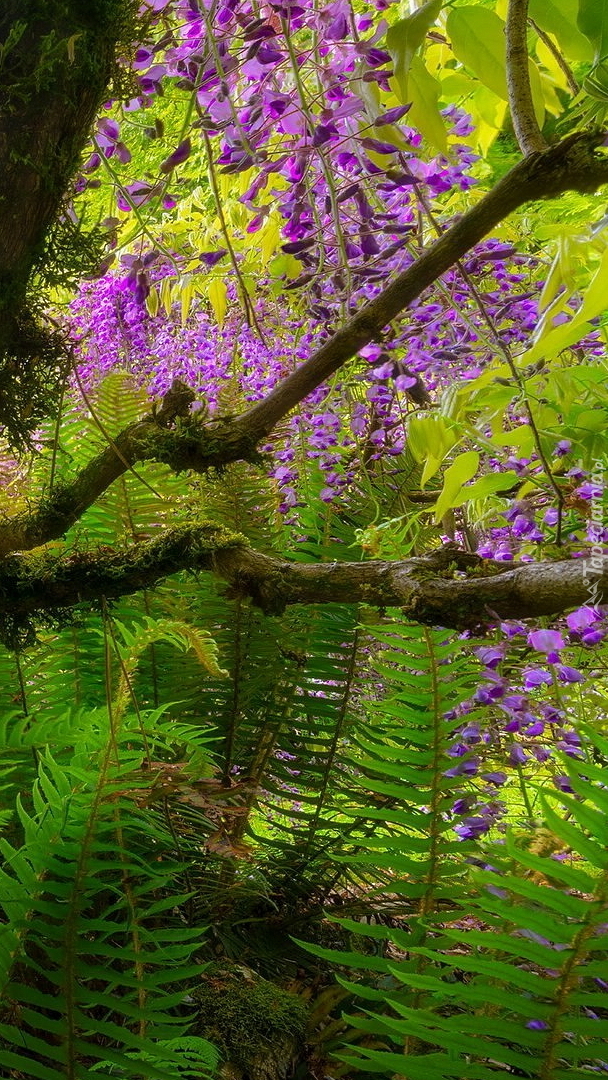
top-left (528, 17), bottom-right (579, 97)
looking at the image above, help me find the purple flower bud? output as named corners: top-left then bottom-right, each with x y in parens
top-left (523, 668), bottom-right (552, 689)
top-left (482, 772), bottom-right (507, 786)
top-left (115, 141), bottom-right (132, 165)
top-left (509, 744), bottom-right (528, 767)
top-left (326, 13), bottom-right (349, 39)
top-left (556, 665), bottom-right (584, 683)
top-left (361, 137), bottom-right (398, 155)
top-left (567, 605), bottom-right (600, 631)
top-left (448, 742), bottom-right (471, 758)
top-left (525, 721), bottom-right (545, 737)
top-left (444, 757), bottom-right (479, 778)
top-left (360, 232), bottom-right (380, 256)
top-left (374, 104), bottom-right (412, 126)
top-left (553, 775), bottom-right (573, 793)
top-left (312, 123), bottom-right (339, 147)
top-left (83, 152), bottom-right (101, 173)
top-left (453, 796), bottom-right (476, 814)
top-left (576, 481), bottom-right (602, 500)
top-left (454, 816), bottom-right (491, 840)
top-left (475, 646), bottom-right (504, 669)
top-left (199, 249), bottom-right (228, 267)
top-left (256, 43), bottom-right (284, 65)
top-left (582, 628), bottom-right (605, 646)
top-left (362, 47), bottom-right (391, 66)
top-left (460, 722), bottom-right (481, 743)
top-left (526, 1019), bottom-right (549, 1031)
top-left (160, 137), bottom-right (192, 174)
top-left (394, 374), bottom-right (417, 391)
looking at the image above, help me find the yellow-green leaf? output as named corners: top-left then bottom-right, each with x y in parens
top-left (207, 277), bottom-right (228, 327)
top-left (160, 276), bottom-right (173, 317)
top-left (447, 6), bottom-right (508, 100)
top-left (578, 0), bottom-right (608, 57)
top-left (450, 470), bottom-right (521, 508)
top-left (402, 55), bottom-right (447, 153)
top-left (524, 245), bottom-right (608, 364)
top-left (386, 0), bottom-right (443, 88)
top-left (145, 285), bottom-right (159, 318)
top-left (447, 6), bottom-right (544, 122)
top-left (180, 275), bottom-right (194, 328)
top-left (530, 0), bottom-right (593, 62)
top-left (433, 450), bottom-right (480, 522)
top-left (408, 415), bottom-right (457, 473)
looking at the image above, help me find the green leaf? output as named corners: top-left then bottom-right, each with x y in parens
top-left (578, 0), bottom-right (608, 53)
top-left (433, 449), bottom-right (479, 522)
top-left (386, 0), bottom-right (443, 88)
top-left (530, 0), bottom-right (593, 62)
top-left (523, 245), bottom-right (608, 364)
top-left (447, 6), bottom-right (544, 122)
top-left (449, 469), bottom-right (520, 506)
top-left (406, 55), bottom-right (448, 153)
top-left (446, 6), bottom-right (508, 100)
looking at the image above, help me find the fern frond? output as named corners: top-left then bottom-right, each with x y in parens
top-left (334, 725), bottom-right (608, 1078)
top-left (0, 748), bottom-right (216, 1080)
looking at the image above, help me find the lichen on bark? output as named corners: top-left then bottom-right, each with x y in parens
top-left (0, 0), bottom-right (139, 447)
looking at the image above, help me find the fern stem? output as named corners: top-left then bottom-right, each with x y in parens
top-left (540, 874), bottom-right (608, 1077)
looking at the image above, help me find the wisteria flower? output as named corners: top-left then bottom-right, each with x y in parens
top-left (528, 629), bottom-right (564, 657)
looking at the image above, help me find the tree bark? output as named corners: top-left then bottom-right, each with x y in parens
top-left (505, 0), bottom-right (547, 154)
top-left (1, 530), bottom-right (603, 641)
top-left (0, 0), bottom-right (132, 442)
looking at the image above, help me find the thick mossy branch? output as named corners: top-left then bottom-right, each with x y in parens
top-left (0, 531), bottom-right (603, 644)
top-left (0, 382), bottom-right (259, 558)
top-left (0, 523), bottom-right (246, 645)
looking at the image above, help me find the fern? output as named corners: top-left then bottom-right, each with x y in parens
top-left (327, 619), bottom-right (479, 913)
top-left (0, 746), bottom-right (217, 1080)
top-left (0, 615), bottom-right (226, 1080)
top-left (329, 727), bottom-right (608, 1078)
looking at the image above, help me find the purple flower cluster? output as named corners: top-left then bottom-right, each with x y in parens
top-left (443, 606), bottom-right (607, 839)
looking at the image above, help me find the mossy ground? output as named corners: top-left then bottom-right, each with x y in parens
top-left (192, 961), bottom-right (308, 1080)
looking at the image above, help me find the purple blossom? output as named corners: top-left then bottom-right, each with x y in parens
top-left (474, 645), bottom-right (504, 669)
top-left (523, 668), bottom-right (552, 689)
top-left (454, 817), bottom-right (491, 840)
top-left (567, 606), bottom-right (601, 631)
top-left (482, 772), bottom-right (508, 786)
top-left (553, 775), bottom-right (574, 793)
top-left (509, 744), bottom-right (529, 767)
top-left (444, 757), bottom-right (480, 778)
top-left (527, 629), bottom-right (565, 656)
top-left (556, 664), bottom-right (584, 683)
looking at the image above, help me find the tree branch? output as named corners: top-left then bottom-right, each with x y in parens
top-left (237, 131), bottom-right (606, 441)
top-left (0, 381), bottom-right (259, 559)
top-left (2, 135), bottom-right (608, 557)
top-left (1, 529), bottom-right (603, 642)
top-left (506, 0), bottom-right (547, 154)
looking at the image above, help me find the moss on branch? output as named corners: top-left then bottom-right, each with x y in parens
top-left (0, 529), bottom-right (604, 650)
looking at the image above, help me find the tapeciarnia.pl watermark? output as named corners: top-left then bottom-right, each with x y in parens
top-left (582, 457), bottom-right (607, 606)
